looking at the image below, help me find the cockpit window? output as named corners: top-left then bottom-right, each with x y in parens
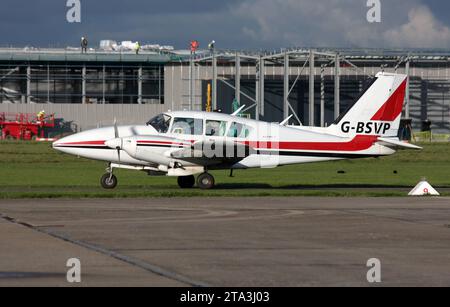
top-left (171, 117), bottom-right (203, 135)
top-left (227, 122), bottom-right (252, 138)
top-left (206, 120), bottom-right (227, 136)
top-left (146, 114), bottom-right (171, 133)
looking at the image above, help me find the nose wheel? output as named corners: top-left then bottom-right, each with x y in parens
top-left (197, 173), bottom-right (215, 190)
top-left (101, 173), bottom-right (118, 189)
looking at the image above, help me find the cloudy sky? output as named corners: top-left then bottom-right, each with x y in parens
top-left (1, 0), bottom-right (450, 50)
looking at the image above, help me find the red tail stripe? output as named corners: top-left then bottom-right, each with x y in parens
top-left (242, 135), bottom-right (378, 152)
top-left (371, 80), bottom-right (407, 121)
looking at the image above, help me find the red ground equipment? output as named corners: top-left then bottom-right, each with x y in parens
top-left (0, 112), bottom-right (55, 140)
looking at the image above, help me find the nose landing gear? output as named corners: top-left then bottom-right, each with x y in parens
top-left (101, 165), bottom-right (118, 189)
top-left (101, 173), bottom-right (118, 189)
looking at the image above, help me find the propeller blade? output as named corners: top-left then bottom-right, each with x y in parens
top-left (114, 118), bottom-right (119, 139)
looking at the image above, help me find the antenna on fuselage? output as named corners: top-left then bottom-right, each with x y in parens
top-left (280, 115), bottom-right (293, 126)
top-left (231, 105), bottom-right (246, 116)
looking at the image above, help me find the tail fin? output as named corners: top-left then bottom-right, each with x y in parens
top-left (332, 72), bottom-right (407, 137)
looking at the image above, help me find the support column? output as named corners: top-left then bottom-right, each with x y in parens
top-left (212, 51), bottom-right (217, 110)
top-left (259, 56), bottom-right (265, 118)
top-left (309, 50), bottom-right (315, 126)
top-left (82, 65), bottom-right (86, 104)
top-left (405, 58), bottom-right (410, 118)
top-left (283, 52), bottom-right (290, 119)
top-left (255, 60), bottom-right (260, 121)
top-left (138, 66), bottom-right (143, 105)
top-left (334, 53), bottom-right (340, 120)
top-left (26, 65), bottom-right (31, 104)
top-left (235, 53), bottom-right (240, 103)
top-left (47, 64), bottom-right (50, 103)
top-left (102, 65), bottom-right (106, 104)
top-left (320, 66), bottom-right (325, 127)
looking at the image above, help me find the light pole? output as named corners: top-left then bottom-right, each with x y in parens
top-left (189, 40), bottom-right (199, 111)
top-left (209, 40), bottom-right (217, 110)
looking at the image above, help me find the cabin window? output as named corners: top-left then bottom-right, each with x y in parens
top-left (146, 114), bottom-right (171, 133)
top-left (171, 117), bottom-right (203, 135)
top-left (227, 122), bottom-right (252, 138)
top-left (205, 120), bottom-right (227, 136)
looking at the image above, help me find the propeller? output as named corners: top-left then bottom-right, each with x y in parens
top-left (114, 118), bottom-right (119, 138)
top-left (105, 118), bottom-right (123, 162)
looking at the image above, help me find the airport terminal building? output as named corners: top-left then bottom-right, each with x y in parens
top-left (1, 47), bottom-right (450, 135)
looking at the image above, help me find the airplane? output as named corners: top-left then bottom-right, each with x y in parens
top-left (52, 72), bottom-right (421, 190)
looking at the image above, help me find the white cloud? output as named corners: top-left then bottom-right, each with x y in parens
top-left (383, 6), bottom-right (450, 48)
top-left (231, 0), bottom-right (450, 49)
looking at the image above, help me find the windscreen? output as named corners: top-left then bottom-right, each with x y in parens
top-left (146, 114), bottom-right (171, 133)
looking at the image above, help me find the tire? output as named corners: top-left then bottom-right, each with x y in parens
top-left (177, 175), bottom-right (196, 189)
top-left (197, 173), bottom-right (215, 190)
top-left (100, 173), bottom-right (118, 189)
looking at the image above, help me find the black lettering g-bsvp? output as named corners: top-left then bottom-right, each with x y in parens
top-left (341, 121), bottom-right (351, 133)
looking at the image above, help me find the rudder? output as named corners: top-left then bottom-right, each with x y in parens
top-left (331, 72), bottom-right (407, 138)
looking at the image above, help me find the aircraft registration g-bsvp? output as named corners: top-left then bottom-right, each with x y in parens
top-left (53, 72), bottom-right (421, 190)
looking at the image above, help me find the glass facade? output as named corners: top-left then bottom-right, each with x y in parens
top-left (0, 63), bottom-right (164, 104)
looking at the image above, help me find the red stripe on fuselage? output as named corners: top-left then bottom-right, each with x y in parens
top-left (242, 135), bottom-right (378, 152)
top-left (371, 79), bottom-right (407, 121)
top-left (56, 140), bottom-right (106, 146)
top-left (57, 136), bottom-right (377, 152)
top-left (137, 140), bottom-right (192, 146)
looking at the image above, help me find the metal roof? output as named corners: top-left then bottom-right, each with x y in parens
top-left (0, 48), bottom-right (177, 63)
top-left (1, 47), bottom-right (450, 64)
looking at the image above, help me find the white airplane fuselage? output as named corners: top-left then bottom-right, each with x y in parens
top-left (53, 112), bottom-right (394, 169)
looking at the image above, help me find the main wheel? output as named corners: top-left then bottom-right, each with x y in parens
top-left (197, 173), bottom-right (215, 190)
top-left (177, 175), bottom-right (195, 189)
top-left (100, 173), bottom-right (118, 189)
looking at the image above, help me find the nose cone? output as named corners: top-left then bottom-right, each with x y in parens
top-left (52, 139), bottom-right (60, 149)
top-left (52, 136), bottom-right (70, 152)
top-left (51, 127), bottom-right (112, 156)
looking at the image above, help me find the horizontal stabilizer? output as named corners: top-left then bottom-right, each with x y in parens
top-left (377, 137), bottom-right (422, 150)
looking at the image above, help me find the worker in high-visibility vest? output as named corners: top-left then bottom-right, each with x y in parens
top-left (135, 42), bottom-right (141, 55)
top-left (37, 110), bottom-right (45, 123)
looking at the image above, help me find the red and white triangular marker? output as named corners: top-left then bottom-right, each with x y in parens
top-left (408, 180), bottom-right (440, 196)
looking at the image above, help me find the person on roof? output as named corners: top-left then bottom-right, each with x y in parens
top-left (135, 42), bottom-right (141, 55)
top-left (81, 37), bottom-right (88, 54)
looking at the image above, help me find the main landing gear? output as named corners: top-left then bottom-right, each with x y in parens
top-left (176, 173), bottom-right (216, 190)
top-left (101, 165), bottom-right (118, 189)
top-left (196, 173), bottom-right (215, 190)
top-left (177, 175), bottom-right (195, 189)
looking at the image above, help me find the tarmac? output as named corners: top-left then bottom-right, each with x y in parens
top-left (1, 197), bottom-right (450, 287)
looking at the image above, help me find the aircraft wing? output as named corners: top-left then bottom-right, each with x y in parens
top-left (170, 139), bottom-right (255, 166)
top-left (377, 137), bottom-right (422, 150)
